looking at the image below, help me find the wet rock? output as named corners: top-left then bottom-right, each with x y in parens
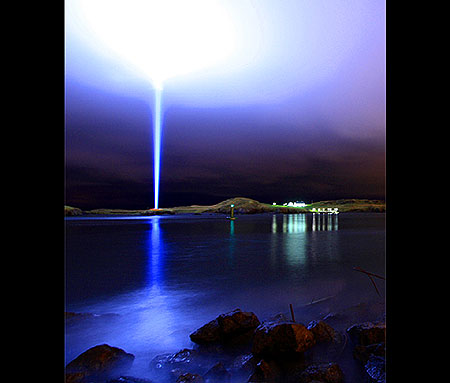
top-left (204, 362), bottom-right (231, 383)
top-left (252, 321), bottom-right (315, 358)
top-left (190, 318), bottom-right (222, 344)
top-left (267, 313), bottom-right (290, 323)
top-left (65, 371), bottom-right (88, 383)
top-left (247, 359), bottom-right (281, 383)
top-left (107, 377), bottom-right (154, 383)
top-left (149, 348), bottom-right (206, 376)
top-left (307, 320), bottom-right (336, 343)
top-left (298, 362), bottom-right (344, 383)
top-left (65, 344), bottom-right (135, 383)
top-left (353, 342), bottom-right (385, 363)
top-left (346, 322), bottom-right (385, 346)
top-left (176, 372), bottom-right (204, 383)
top-left (365, 356), bottom-right (385, 383)
top-left (229, 353), bottom-right (258, 378)
top-left (190, 309), bottom-right (260, 346)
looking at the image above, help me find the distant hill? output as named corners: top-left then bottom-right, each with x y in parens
top-left (64, 197), bottom-right (385, 216)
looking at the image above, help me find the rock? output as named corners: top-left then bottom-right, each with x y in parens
top-left (107, 377), bottom-right (154, 383)
top-left (65, 372), bottom-right (88, 383)
top-left (190, 318), bottom-right (222, 344)
top-left (266, 313), bottom-right (290, 323)
top-left (230, 353), bottom-right (257, 372)
top-left (149, 348), bottom-right (206, 376)
top-left (346, 322), bottom-right (386, 346)
top-left (353, 342), bottom-right (385, 363)
top-left (247, 359), bottom-right (281, 383)
top-left (307, 320), bottom-right (336, 343)
top-left (365, 356), bottom-right (385, 383)
top-left (252, 321), bottom-right (315, 358)
top-left (298, 362), bottom-right (344, 383)
top-left (65, 344), bottom-right (134, 383)
top-left (190, 309), bottom-right (260, 346)
top-left (204, 362), bottom-right (231, 383)
top-left (229, 353), bottom-right (258, 379)
top-left (176, 372), bottom-right (204, 383)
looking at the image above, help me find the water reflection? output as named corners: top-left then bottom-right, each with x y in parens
top-left (312, 213), bottom-right (338, 231)
top-left (270, 214), bottom-right (339, 267)
top-left (283, 215), bottom-right (307, 266)
top-left (135, 217), bottom-right (179, 351)
top-left (228, 220), bottom-right (235, 266)
top-left (148, 216), bottom-right (164, 289)
top-left (272, 214), bottom-right (338, 233)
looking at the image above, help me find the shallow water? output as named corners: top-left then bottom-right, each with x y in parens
top-left (64, 213), bottom-right (385, 380)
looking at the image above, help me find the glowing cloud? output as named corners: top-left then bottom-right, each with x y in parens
top-left (75, 0), bottom-right (235, 89)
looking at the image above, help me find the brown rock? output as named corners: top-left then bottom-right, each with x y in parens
top-left (190, 309), bottom-right (260, 345)
top-left (353, 342), bottom-right (385, 363)
top-left (65, 344), bottom-right (134, 382)
top-left (307, 320), bottom-right (336, 343)
top-left (346, 322), bottom-right (385, 346)
top-left (252, 322), bottom-right (315, 357)
top-left (298, 362), bottom-right (344, 383)
top-left (247, 359), bottom-right (281, 383)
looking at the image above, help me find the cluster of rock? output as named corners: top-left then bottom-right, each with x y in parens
top-left (65, 308), bottom-right (385, 383)
top-left (347, 322), bottom-right (386, 383)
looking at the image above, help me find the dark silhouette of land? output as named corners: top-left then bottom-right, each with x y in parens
top-left (65, 197), bottom-right (385, 216)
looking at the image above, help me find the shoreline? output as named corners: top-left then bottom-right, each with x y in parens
top-left (65, 197), bottom-right (385, 217)
top-left (65, 299), bottom-right (386, 383)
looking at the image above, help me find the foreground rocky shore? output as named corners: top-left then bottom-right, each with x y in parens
top-left (65, 305), bottom-right (386, 383)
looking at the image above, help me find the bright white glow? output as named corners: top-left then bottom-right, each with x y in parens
top-left (76, 0), bottom-right (235, 88)
top-left (287, 201), bottom-right (307, 207)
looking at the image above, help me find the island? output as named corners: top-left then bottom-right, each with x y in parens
top-left (64, 197), bottom-right (385, 216)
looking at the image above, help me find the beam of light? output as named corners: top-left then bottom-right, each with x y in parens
top-left (153, 88), bottom-right (162, 209)
top-left (72, 0), bottom-right (235, 208)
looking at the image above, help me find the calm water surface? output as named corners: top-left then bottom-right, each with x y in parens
top-left (64, 213), bottom-right (385, 378)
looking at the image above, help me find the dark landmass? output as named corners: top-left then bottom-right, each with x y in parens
top-left (64, 197), bottom-right (385, 216)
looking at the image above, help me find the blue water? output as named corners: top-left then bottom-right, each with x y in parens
top-left (64, 213), bottom-right (385, 379)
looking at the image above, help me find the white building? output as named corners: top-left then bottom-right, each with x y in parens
top-left (285, 201), bottom-right (307, 207)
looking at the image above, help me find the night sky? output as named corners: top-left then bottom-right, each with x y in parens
top-left (65, 0), bottom-right (385, 210)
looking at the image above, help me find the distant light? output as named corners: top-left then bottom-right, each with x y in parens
top-left (287, 201), bottom-right (307, 207)
top-left (76, 0), bottom-right (235, 88)
top-left (273, 202), bottom-right (276, 205)
top-left (230, 204), bottom-right (234, 207)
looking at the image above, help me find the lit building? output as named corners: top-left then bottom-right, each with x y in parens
top-left (285, 201), bottom-right (307, 207)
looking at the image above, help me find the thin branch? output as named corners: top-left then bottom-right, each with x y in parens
top-left (353, 266), bottom-right (384, 297)
top-left (353, 267), bottom-right (385, 280)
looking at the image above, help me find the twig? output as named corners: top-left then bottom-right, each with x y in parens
top-left (289, 303), bottom-right (296, 322)
top-left (300, 295), bottom-right (335, 307)
top-left (353, 267), bottom-right (385, 280)
top-left (368, 274), bottom-right (381, 297)
top-left (353, 266), bottom-right (384, 297)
